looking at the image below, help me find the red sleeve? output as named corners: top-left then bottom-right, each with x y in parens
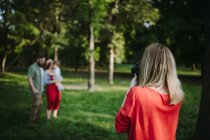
top-left (115, 88), bottom-right (135, 133)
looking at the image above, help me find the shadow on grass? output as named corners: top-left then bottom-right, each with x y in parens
top-left (0, 80), bottom-right (31, 125)
top-left (0, 117), bottom-right (125, 140)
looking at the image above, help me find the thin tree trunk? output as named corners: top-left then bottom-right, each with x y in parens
top-left (107, 0), bottom-right (119, 84)
top-left (192, 63), bottom-right (196, 71)
top-left (88, 24), bottom-right (95, 91)
top-left (1, 52), bottom-right (7, 74)
top-left (54, 47), bottom-right (58, 61)
top-left (108, 47), bottom-right (114, 84)
top-left (54, 6), bottom-right (59, 62)
top-left (54, 33), bottom-right (58, 62)
top-left (1, 1), bottom-right (9, 75)
top-left (6, 54), bottom-right (20, 71)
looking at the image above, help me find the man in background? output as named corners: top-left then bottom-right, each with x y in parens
top-left (28, 53), bottom-right (45, 124)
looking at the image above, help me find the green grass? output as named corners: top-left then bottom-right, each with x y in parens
top-left (114, 64), bottom-right (133, 73)
top-left (177, 66), bottom-right (201, 76)
top-left (114, 64), bottom-right (201, 76)
top-left (0, 67), bottom-right (201, 140)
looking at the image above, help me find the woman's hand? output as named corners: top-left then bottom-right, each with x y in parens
top-left (129, 74), bottom-right (138, 88)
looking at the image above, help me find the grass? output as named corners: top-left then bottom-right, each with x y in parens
top-left (114, 64), bottom-right (201, 76)
top-left (0, 66), bottom-right (201, 140)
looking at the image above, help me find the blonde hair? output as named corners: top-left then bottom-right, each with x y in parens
top-left (138, 43), bottom-right (184, 104)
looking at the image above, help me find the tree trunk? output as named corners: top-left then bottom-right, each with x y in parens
top-left (192, 1), bottom-right (210, 140)
top-left (192, 39), bottom-right (210, 140)
top-left (107, 0), bottom-right (119, 85)
top-left (6, 53), bottom-right (20, 71)
top-left (54, 9), bottom-right (59, 62)
top-left (54, 47), bottom-right (58, 61)
top-left (1, 1), bottom-right (9, 75)
top-left (192, 63), bottom-right (196, 71)
top-left (88, 24), bottom-right (95, 91)
top-left (108, 47), bottom-right (114, 84)
top-left (1, 52), bottom-right (7, 74)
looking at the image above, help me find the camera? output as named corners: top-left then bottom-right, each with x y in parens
top-left (131, 62), bottom-right (140, 80)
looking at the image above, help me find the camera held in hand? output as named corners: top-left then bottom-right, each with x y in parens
top-left (131, 62), bottom-right (140, 81)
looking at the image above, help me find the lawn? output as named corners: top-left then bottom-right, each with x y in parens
top-left (0, 67), bottom-right (201, 140)
top-left (114, 64), bottom-right (201, 76)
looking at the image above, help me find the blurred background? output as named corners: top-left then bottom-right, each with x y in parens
top-left (0, 0), bottom-right (209, 140)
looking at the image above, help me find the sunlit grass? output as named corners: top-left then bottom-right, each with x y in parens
top-left (114, 64), bottom-right (201, 76)
top-left (177, 66), bottom-right (201, 76)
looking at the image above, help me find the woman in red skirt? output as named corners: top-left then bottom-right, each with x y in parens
top-left (44, 60), bottom-right (61, 119)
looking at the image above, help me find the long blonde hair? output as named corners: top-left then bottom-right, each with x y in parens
top-left (138, 43), bottom-right (184, 104)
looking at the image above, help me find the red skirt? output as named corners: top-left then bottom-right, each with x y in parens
top-left (46, 83), bottom-right (61, 110)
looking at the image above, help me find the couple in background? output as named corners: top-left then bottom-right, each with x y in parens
top-left (27, 54), bottom-right (64, 123)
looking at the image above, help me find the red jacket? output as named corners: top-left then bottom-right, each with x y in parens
top-left (115, 86), bottom-right (181, 140)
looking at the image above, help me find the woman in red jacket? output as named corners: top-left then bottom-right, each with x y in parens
top-left (115, 43), bottom-right (184, 140)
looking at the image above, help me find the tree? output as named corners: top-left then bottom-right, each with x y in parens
top-left (106, 0), bottom-right (124, 85)
top-left (0, 0), bottom-right (40, 73)
top-left (105, 0), bottom-right (159, 84)
top-left (192, 0), bottom-right (210, 139)
top-left (151, 0), bottom-right (204, 66)
top-left (86, 0), bottom-right (113, 91)
top-left (0, 0), bottom-right (13, 74)
top-left (108, 31), bottom-right (125, 84)
top-left (35, 0), bottom-right (64, 61)
top-left (46, 0), bottom-right (63, 61)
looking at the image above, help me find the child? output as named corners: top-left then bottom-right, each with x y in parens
top-left (53, 61), bottom-right (64, 91)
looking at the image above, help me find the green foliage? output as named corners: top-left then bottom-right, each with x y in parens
top-left (0, 0), bottom-right (160, 66)
top-left (120, 0), bottom-right (159, 25)
top-left (50, 23), bottom-right (68, 50)
top-left (3, 0), bottom-right (204, 70)
top-left (108, 32), bottom-right (125, 64)
top-left (84, 47), bottom-right (100, 61)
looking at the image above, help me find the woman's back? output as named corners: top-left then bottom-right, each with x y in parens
top-left (115, 43), bottom-right (184, 140)
top-left (115, 86), bottom-right (181, 140)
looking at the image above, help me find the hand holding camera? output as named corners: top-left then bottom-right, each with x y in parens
top-left (130, 62), bottom-right (140, 86)
top-left (129, 74), bottom-right (138, 88)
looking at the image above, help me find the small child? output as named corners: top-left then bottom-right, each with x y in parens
top-left (53, 61), bottom-right (64, 91)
